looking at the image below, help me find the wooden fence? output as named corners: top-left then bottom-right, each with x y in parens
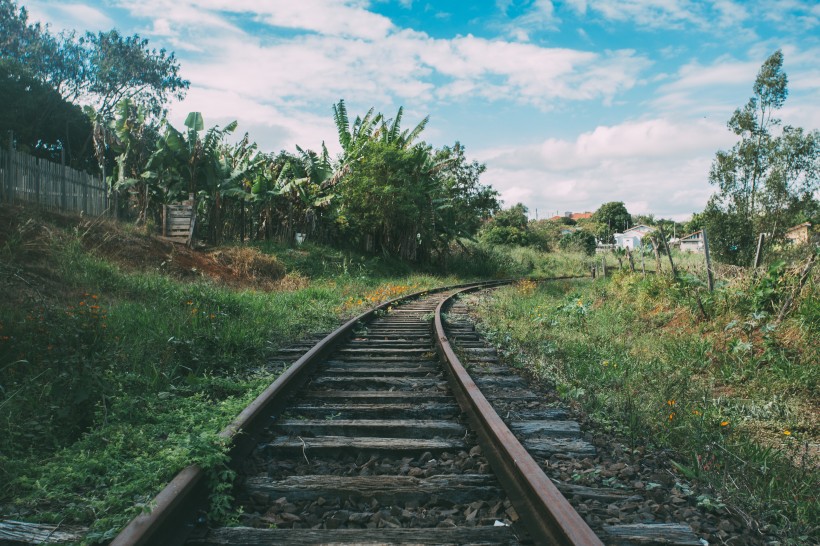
top-left (0, 147), bottom-right (109, 216)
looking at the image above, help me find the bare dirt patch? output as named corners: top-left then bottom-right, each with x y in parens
top-left (0, 205), bottom-right (288, 293)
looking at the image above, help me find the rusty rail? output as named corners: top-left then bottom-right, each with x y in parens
top-left (434, 285), bottom-right (603, 546)
top-left (112, 276), bottom-right (595, 545)
top-left (110, 280), bottom-right (509, 546)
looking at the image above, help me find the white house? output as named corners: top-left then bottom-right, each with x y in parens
top-left (679, 230), bottom-right (704, 253)
top-left (613, 225), bottom-right (655, 250)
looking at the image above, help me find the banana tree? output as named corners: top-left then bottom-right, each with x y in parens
top-left (144, 112), bottom-right (239, 243)
top-left (107, 98), bottom-right (161, 224)
top-left (275, 143), bottom-right (339, 242)
top-left (199, 133), bottom-right (263, 244)
top-left (375, 106), bottom-right (429, 150)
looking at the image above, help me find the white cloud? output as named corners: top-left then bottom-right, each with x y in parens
top-left (658, 58), bottom-right (759, 93)
top-left (477, 118), bottom-right (735, 218)
top-left (565, 0), bottom-right (817, 35)
top-left (124, 5), bottom-right (650, 115)
top-left (25, 1), bottom-right (114, 33)
top-left (114, 0), bottom-right (394, 39)
top-left (575, 0), bottom-right (711, 29)
top-left (500, 0), bottom-right (559, 40)
top-left (252, 1), bottom-right (394, 40)
top-left (166, 88), bottom-right (337, 153)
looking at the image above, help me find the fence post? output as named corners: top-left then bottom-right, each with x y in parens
top-left (5, 131), bottom-right (13, 204)
top-left (702, 228), bottom-right (714, 292)
top-left (34, 155), bottom-right (41, 207)
top-left (650, 236), bottom-right (663, 274)
top-left (61, 147), bottom-right (68, 211)
top-left (753, 233), bottom-right (765, 269)
top-left (640, 246), bottom-right (646, 278)
top-left (657, 226), bottom-right (677, 279)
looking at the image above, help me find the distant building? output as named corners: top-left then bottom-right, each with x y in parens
top-left (613, 225), bottom-right (655, 250)
top-left (548, 211), bottom-right (593, 222)
top-left (679, 230), bottom-right (704, 253)
top-left (784, 222), bottom-right (812, 245)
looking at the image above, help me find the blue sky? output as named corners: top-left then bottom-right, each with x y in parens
top-left (24, 0), bottom-right (820, 220)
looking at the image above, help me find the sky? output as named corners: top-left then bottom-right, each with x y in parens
top-left (22, 0), bottom-right (820, 221)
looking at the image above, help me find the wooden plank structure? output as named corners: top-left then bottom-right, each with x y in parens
top-left (0, 520), bottom-right (88, 544)
top-left (0, 147), bottom-right (108, 216)
top-left (161, 196), bottom-right (195, 245)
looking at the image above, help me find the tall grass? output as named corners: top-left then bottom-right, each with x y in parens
top-left (476, 270), bottom-right (818, 543)
top-left (0, 216), bottom-right (452, 541)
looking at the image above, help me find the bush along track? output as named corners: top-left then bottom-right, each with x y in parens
top-left (467, 275), bottom-right (818, 545)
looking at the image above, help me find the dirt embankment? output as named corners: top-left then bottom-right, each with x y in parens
top-left (0, 205), bottom-right (294, 302)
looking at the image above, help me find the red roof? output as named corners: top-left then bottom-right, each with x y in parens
top-left (548, 212), bottom-right (593, 221)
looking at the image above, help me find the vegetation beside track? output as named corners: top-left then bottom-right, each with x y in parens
top-left (0, 206), bottom-right (489, 542)
top-left (4, 204), bottom-right (816, 544)
top-left (475, 269), bottom-right (818, 544)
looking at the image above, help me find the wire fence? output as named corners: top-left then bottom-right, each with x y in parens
top-left (0, 147), bottom-right (109, 216)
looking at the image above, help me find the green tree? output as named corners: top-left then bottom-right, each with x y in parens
top-left (337, 139), bottom-right (436, 260)
top-left (683, 211), bottom-right (705, 236)
top-left (706, 50), bottom-right (819, 263)
top-left (0, 59), bottom-right (94, 170)
top-left (559, 230), bottom-right (596, 255)
top-left (0, 1), bottom-right (76, 95)
top-left (331, 101), bottom-right (496, 262)
top-left (430, 142), bottom-right (499, 253)
top-left (274, 143), bottom-right (338, 242)
top-left (480, 204), bottom-right (531, 246)
top-left (1, 1), bottom-right (187, 119)
top-left (108, 99), bottom-right (161, 222)
top-left (592, 201), bottom-right (631, 243)
top-left (144, 113), bottom-right (244, 243)
top-left (79, 30), bottom-right (188, 119)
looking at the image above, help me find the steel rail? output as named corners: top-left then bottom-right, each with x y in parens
top-left (434, 284), bottom-right (604, 546)
top-left (110, 279), bottom-right (510, 546)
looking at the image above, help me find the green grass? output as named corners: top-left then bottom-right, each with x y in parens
top-left (476, 271), bottom-right (818, 544)
top-left (0, 216), bottom-right (455, 542)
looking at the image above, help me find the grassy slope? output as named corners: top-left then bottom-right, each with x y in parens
top-left (0, 206), bottom-right (459, 542)
top-left (476, 272), bottom-right (818, 544)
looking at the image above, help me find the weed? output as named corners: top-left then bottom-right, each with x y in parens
top-left (476, 273), bottom-right (818, 542)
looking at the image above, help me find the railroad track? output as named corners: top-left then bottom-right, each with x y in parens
top-left (112, 280), bottom-right (703, 546)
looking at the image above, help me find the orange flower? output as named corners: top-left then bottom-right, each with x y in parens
top-left (720, 420), bottom-right (730, 427)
